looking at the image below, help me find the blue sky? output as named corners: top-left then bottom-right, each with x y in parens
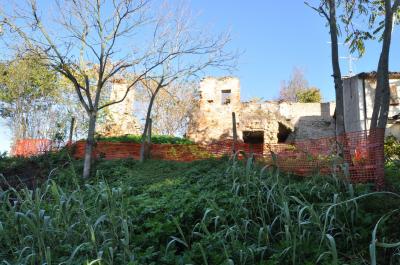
top-left (189, 0), bottom-right (400, 101)
top-left (1, 1), bottom-right (400, 152)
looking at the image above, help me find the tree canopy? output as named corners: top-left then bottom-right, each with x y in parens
top-left (0, 53), bottom-right (61, 140)
top-left (296, 87), bottom-right (322, 103)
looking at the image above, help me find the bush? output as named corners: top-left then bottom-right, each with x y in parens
top-left (0, 149), bottom-right (73, 189)
top-left (296, 87), bottom-right (322, 103)
top-left (95, 134), bottom-right (194, 144)
top-left (385, 135), bottom-right (400, 162)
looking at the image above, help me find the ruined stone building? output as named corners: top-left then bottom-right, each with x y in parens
top-left (96, 72), bottom-right (400, 143)
top-left (187, 77), bottom-right (336, 144)
top-left (342, 72), bottom-right (400, 138)
top-left (99, 78), bottom-right (141, 136)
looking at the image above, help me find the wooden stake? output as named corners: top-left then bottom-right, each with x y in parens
top-left (68, 117), bottom-right (75, 145)
top-left (232, 112), bottom-right (237, 153)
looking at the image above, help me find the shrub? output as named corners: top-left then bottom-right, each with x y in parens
top-left (95, 134), bottom-right (194, 144)
top-left (385, 135), bottom-right (400, 162)
top-left (296, 87), bottom-right (322, 103)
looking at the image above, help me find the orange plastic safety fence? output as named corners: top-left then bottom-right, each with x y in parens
top-left (13, 129), bottom-right (385, 186)
top-left (11, 139), bottom-right (53, 157)
top-left (262, 129), bottom-right (385, 186)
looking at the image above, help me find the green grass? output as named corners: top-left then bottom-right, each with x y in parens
top-left (1, 154), bottom-right (400, 264)
top-left (95, 134), bottom-right (194, 144)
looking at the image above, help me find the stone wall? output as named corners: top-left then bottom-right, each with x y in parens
top-left (278, 102), bottom-right (336, 140)
top-left (187, 77), bottom-right (336, 143)
top-left (99, 80), bottom-right (141, 136)
top-left (187, 77), bottom-right (241, 143)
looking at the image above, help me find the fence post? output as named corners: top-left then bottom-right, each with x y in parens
top-left (68, 117), bottom-right (75, 145)
top-left (232, 112), bottom-right (237, 153)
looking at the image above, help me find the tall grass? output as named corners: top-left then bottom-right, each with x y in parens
top-left (0, 156), bottom-right (400, 264)
top-left (166, 155), bottom-right (400, 264)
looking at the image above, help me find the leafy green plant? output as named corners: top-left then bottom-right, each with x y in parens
top-left (296, 87), bottom-right (322, 103)
top-left (95, 134), bottom-right (194, 144)
top-left (1, 156), bottom-right (400, 264)
top-left (385, 136), bottom-right (400, 162)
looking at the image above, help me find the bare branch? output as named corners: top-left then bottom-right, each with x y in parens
top-left (305, 1), bottom-right (330, 21)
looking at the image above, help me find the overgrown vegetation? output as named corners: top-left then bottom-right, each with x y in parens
top-left (296, 87), bottom-right (322, 103)
top-left (1, 153), bottom-right (400, 264)
top-left (385, 135), bottom-right (400, 162)
top-left (95, 135), bottom-right (194, 145)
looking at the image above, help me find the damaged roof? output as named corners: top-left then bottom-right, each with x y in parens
top-left (356, 72), bottom-right (400, 79)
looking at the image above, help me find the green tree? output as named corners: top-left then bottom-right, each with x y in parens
top-left (296, 87), bottom-right (322, 103)
top-left (0, 53), bottom-right (61, 141)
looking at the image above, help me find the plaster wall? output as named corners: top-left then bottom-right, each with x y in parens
top-left (342, 75), bottom-right (400, 138)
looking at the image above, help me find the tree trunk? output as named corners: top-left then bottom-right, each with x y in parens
top-left (370, 0), bottom-right (393, 130)
top-left (369, 0), bottom-right (395, 188)
top-left (328, 0), bottom-right (345, 136)
top-left (68, 117), bottom-right (75, 145)
top-left (83, 111), bottom-right (97, 179)
top-left (140, 94), bottom-right (156, 162)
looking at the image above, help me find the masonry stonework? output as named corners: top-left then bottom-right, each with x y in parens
top-left (187, 77), bottom-right (336, 144)
top-left (99, 80), bottom-right (141, 136)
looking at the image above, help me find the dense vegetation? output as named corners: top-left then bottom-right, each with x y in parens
top-left (1, 151), bottom-right (400, 264)
top-left (95, 135), bottom-right (194, 145)
top-left (385, 136), bottom-right (400, 162)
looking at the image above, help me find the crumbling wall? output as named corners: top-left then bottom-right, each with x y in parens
top-left (238, 101), bottom-right (292, 143)
top-left (187, 77), bottom-right (336, 144)
top-left (187, 77), bottom-right (241, 142)
top-left (100, 80), bottom-right (141, 136)
top-left (278, 102), bottom-right (336, 140)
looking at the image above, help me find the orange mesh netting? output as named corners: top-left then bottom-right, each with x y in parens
top-left (263, 129), bottom-right (385, 186)
top-left (12, 129), bottom-right (385, 186)
top-left (11, 139), bottom-right (53, 157)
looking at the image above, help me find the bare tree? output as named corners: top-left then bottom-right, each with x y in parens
top-left (279, 67), bottom-right (309, 102)
top-left (305, 0), bottom-right (345, 135)
top-left (135, 5), bottom-right (236, 161)
top-left (0, 0), bottom-right (234, 177)
top-left (136, 81), bottom-right (197, 136)
top-left (1, 0), bottom-right (233, 178)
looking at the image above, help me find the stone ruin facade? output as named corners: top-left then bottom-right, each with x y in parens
top-left (97, 76), bottom-right (336, 144)
top-left (99, 79), bottom-right (141, 136)
top-left (187, 77), bottom-right (336, 144)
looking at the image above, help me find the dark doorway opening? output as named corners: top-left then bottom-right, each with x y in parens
top-left (277, 122), bottom-right (292, 143)
top-left (243, 131), bottom-right (264, 154)
top-left (243, 131), bottom-right (264, 144)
